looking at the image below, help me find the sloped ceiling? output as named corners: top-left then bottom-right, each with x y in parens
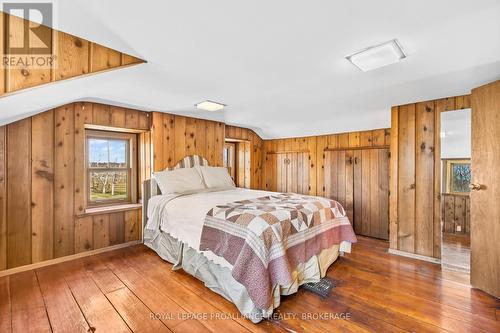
top-left (0, 0), bottom-right (499, 139)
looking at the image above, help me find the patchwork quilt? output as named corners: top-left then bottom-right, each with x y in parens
top-left (199, 193), bottom-right (357, 309)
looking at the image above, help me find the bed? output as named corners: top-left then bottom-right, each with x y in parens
top-left (142, 155), bottom-right (357, 323)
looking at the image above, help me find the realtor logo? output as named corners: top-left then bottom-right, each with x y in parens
top-left (1, 1), bottom-right (55, 69)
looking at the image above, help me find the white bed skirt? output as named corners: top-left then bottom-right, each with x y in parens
top-left (144, 231), bottom-right (342, 323)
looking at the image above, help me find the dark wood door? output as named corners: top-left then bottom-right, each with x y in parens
top-left (470, 80), bottom-right (500, 298)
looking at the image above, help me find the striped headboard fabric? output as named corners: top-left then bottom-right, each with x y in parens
top-left (167, 155), bottom-right (209, 170)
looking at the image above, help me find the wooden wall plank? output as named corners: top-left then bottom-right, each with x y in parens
top-left (125, 109), bottom-right (139, 129)
top-left (353, 150), bottom-right (362, 234)
top-left (139, 112), bottom-right (150, 130)
top-left (360, 131), bottom-right (373, 147)
top-left (92, 103), bottom-right (112, 126)
top-left (93, 214), bottom-right (110, 249)
top-left (454, 196), bottom-right (466, 234)
top-left (372, 129), bottom-right (384, 147)
top-left (151, 112), bottom-right (164, 172)
top-left (348, 132), bottom-right (360, 148)
top-left (443, 195), bottom-right (455, 233)
top-left (415, 101), bottom-right (435, 256)
top-left (6, 118), bottom-right (32, 268)
top-left (337, 150), bottom-right (346, 207)
top-left (195, 119), bottom-right (207, 158)
top-left (74, 102), bottom-right (92, 216)
top-left (160, 114), bottom-right (174, 169)
top-left (174, 116), bottom-right (186, 164)
top-left (316, 135), bottom-right (327, 197)
top-left (433, 99), bottom-right (445, 258)
top-left (361, 149), bottom-right (371, 236)
top-left (110, 107), bottom-right (126, 128)
top-left (124, 210), bottom-right (140, 242)
top-left (307, 137), bottom-right (317, 195)
top-left (5, 14), bottom-right (52, 92)
top-left (215, 123), bottom-right (224, 166)
top-left (91, 43), bottom-right (121, 72)
top-left (109, 212), bottom-right (125, 245)
top-left (378, 149), bottom-right (390, 240)
top-left (205, 121), bottom-right (216, 166)
top-left (55, 32), bottom-right (89, 80)
top-left (0, 13), bottom-right (4, 94)
top-left (389, 107), bottom-right (399, 250)
top-left (338, 133), bottom-right (349, 149)
top-left (185, 117), bottom-right (197, 156)
top-left (369, 149), bottom-right (380, 238)
top-left (74, 217), bottom-right (93, 253)
top-left (0, 127), bottom-right (6, 270)
top-left (397, 104), bottom-right (416, 253)
top-left (54, 105), bottom-right (75, 258)
top-left (345, 150), bottom-right (354, 222)
top-left (31, 110), bottom-right (54, 263)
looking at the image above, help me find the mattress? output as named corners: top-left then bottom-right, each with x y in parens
top-left (146, 188), bottom-right (281, 268)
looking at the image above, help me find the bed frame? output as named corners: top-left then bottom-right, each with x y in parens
top-left (142, 155), bottom-right (211, 238)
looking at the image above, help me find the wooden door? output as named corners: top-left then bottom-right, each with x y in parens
top-left (353, 150), bottom-right (363, 233)
top-left (325, 150), bottom-right (353, 222)
top-left (357, 148), bottom-right (390, 240)
top-left (345, 150), bottom-right (354, 223)
top-left (265, 153), bottom-right (277, 192)
top-left (276, 153), bottom-right (288, 193)
top-left (286, 153), bottom-right (297, 193)
top-left (470, 80), bottom-right (500, 298)
top-left (295, 152), bottom-right (310, 195)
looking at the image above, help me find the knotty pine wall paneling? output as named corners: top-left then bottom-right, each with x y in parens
top-left (0, 102), bottom-right (149, 271)
top-left (389, 94), bottom-right (471, 259)
top-left (442, 194), bottom-right (470, 235)
top-left (263, 129), bottom-right (390, 198)
top-left (0, 11), bottom-right (143, 96)
top-left (151, 112), bottom-right (225, 171)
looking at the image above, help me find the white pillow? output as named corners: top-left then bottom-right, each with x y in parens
top-left (197, 166), bottom-right (235, 189)
top-left (153, 167), bottom-right (206, 194)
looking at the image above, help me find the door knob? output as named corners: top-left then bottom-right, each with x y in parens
top-left (469, 183), bottom-right (485, 191)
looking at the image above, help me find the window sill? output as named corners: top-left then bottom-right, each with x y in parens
top-left (78, 203), bottom-right (142, 217)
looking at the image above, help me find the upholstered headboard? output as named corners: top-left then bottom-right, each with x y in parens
top-left (142, 155), bottom-right (210, 237)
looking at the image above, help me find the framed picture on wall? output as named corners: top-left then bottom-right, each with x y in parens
top-left (443, 159), bottom-right (471, 194)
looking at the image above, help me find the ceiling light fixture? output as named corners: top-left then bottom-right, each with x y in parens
top-left (195, 100), bottom-right (226, 112)
top-left (346, 39), bottom-right (406, 71)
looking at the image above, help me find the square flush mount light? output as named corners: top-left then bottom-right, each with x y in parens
top-left (195, 100), bottom-right (226, 111)
top-left (346, 39), bottom-right (406, 71)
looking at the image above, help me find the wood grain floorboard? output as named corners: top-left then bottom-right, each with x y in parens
top-left (0, 236), bottom-right (498, 332)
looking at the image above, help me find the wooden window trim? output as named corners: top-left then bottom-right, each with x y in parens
top-left (85, 129), bottom-right (138, 208)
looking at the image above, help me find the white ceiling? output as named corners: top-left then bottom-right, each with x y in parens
top-left (1, 0), bottom-right (499, 139)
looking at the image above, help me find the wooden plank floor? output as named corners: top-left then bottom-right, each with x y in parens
top-left (0, 236), bottom-right (498, 332)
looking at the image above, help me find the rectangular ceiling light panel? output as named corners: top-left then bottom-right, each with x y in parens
top-left (346, 39), bottom-right (406, 71)
top-left (196, 100), bottom-right (226, 111)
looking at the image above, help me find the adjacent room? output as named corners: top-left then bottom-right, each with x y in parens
top-left (0, 1), bottom-right (499, 332)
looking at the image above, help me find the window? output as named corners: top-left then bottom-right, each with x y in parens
top-left (444, 159), bottom-right (471, 194)
top-left (86, 130), bottom-right (137, 207)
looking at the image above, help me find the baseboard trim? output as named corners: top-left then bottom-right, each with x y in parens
top-left (0, 241), bottom-right (142, 277)
top-left (388, 248), bottom-right (441, 264)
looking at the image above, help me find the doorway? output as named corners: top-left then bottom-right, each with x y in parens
top-left (440, 108), bottom-right (471, 274)
top-left (224, 140), bottom-right (251, 188)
